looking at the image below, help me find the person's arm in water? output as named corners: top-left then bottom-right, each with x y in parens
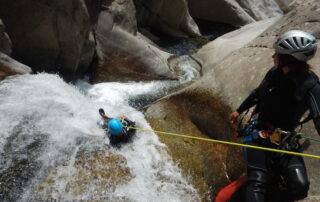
top-left (102, 120), bottom-right (109, 130)
top-left (101, 114), bottom-right (109, 119)
top-left (119, 116), bottom-right (128, 120)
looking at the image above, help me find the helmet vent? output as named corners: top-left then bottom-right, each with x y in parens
top-left (303, 38), bottom-right (309, 46)
top-left (285, 39), bottom-right (294, 48)
top-left (293, 37), bottom-right (299, 47)
top-left (305, 40), bottom-right (311, 46)
top-left (279, 43), bottom-right (288, 49)
top-left (300, 38), bottom-right (305, 46)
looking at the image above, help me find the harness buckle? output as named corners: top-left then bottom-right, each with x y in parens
top-left (269, 128), bottom-right (282, 145)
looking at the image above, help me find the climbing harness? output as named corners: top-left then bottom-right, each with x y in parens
top-left (123, 125), bottom-right (320, 159)
top-left (236, 112), bottom-right (320, 152)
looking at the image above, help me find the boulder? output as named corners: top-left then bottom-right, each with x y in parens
top-left (144, 0), bottom-right (320, 198)
top-left (188, 0), bottom-right (284, 27)
top-left (93, 11), bottom-right (178, 83)
top-left (0, 19), bottom-right (11, 55)
top-left (0, 52), bottom-right (32, 80)
top-left (134, 0), bottom-right (201, 37)
top-left (0, 0), bottom-right (95, 80)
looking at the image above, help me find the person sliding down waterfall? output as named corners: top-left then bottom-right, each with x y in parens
top-left (99, 108), bottom-right (136, 146)
top-left (229, 30), bottom-right (320, 202)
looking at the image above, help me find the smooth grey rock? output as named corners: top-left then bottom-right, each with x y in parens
top-left (0, 52), bottom-right (32, 80)
top-left (194, 16), bottom-right (281, 73)
top-left (93, 11), bottom-right (176, 82)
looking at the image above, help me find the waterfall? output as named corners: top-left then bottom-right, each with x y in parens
top-left (0, 73), bottom-right (200, 201)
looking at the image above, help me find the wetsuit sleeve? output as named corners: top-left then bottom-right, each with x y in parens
top-left (236, 67), bottom-right (277, 114)
top-left (236, 89), bottom-right (259, 114)
top-left (308, 83), bottom-right (320, 135)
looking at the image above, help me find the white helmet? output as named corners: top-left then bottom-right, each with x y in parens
top-left (273, 30), bottom-right (317, 61)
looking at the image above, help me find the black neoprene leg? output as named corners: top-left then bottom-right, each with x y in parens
top-left (277, 155), bottom-right (309, 201)
top-left (246, 168), bottom-right (267, 202)
top-left (244, 145), bottom-right (268, 202)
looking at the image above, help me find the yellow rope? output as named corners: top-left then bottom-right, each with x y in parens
top-left (125, 126), bottom-right (320, 159)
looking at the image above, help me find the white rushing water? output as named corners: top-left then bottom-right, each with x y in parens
top-left (0, 73), bottom-right (200, 201)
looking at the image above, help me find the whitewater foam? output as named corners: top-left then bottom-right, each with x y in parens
top-left (0, 73), bottom-right (199, 201)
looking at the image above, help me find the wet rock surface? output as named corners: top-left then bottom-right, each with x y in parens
top-left (144, 91), bottom-right (245, 200)
top-left (34, 150), bottom-right (132, 201)
top-left (0, 52), bottom-right (32, 81)
top-left (0, 118), bottom-right (48, 202)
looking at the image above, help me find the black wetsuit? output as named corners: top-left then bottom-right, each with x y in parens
top-left (236, 67), bottom-right (320, 202)
top-left (103, 118), bottom-right (136, 146)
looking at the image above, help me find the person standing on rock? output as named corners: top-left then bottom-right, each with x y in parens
top-left (99, 108), bottom-right (136, 146)
top-left (229, 30), bottom-right (320, 202)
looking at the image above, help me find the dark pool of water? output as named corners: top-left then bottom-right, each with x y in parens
top-left (145, 19), bottom-right (237, 56)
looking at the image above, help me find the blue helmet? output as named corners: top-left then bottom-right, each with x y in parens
top-left (108, 118), bottom-right (123, 135)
